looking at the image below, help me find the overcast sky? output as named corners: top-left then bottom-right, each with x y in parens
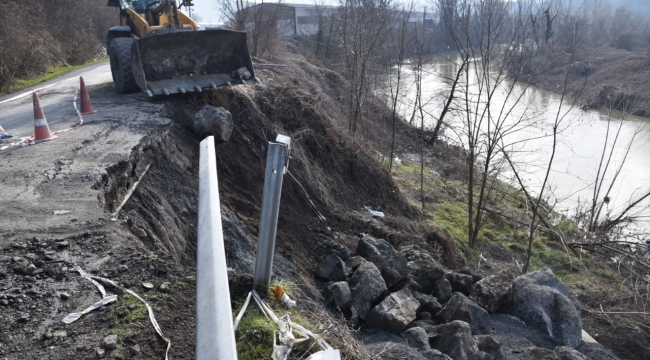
top-left (190, 0), bottom-right (219, 23)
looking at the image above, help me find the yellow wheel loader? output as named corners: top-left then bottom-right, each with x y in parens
top-left (106, 0), bottom-right (259, 96)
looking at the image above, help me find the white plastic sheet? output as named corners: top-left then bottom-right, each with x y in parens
top-left (234, 290), bottom-right (340, 360)
top-left (364, 206), bottom-right (385, 218)
top-left (64, 267), bottom-right (171, 360)
top-left (62, 295), bottom-right (118, 324)
top-left (305, 348), bottom-right (342, 360)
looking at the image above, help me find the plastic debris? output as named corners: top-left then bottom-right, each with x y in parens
top-left (142, 282), bottom-right (154, 289)
top-left (62, 295), bottom-right (118, 324)
top-left (270, 285), bottom-right (296, 309)
top-left (306, 348), bottom-right (342, 360)
top-left (234, 290), bottom-right (339, 360)
top-left (0, 125), bottom-right (11, 140)
top-left (52, 210), bottom-right (72, 215)
top-left (62, 268), bottom-right (114, 324)
top-left (112, 163), bottom-right (151, 220)
top-left (65, 267), bottom-right (171, 360)
top-left (364, 206), bottom-right (385, 218)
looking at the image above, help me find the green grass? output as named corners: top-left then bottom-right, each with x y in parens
top-left (236, 307), bottom-right (276, 359)
top-left (386, 153), bottom-right (626, 303)
top-left (119, 294), bottom-right (147, 323)
top-left (234, 283), bottom-right (322, 359)
top-left (108, 294), bottom-right (148, 338)
top-left (173, 280), bottom-right (188, 290)
top-left (0, 56), bottom-right (109, 95)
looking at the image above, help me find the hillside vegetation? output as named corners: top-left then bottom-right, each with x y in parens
top-left (0, 0), bottom-right (115, 91)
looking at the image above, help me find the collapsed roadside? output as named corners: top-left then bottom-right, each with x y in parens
top-left (0, 39), bottom-right (647, 360)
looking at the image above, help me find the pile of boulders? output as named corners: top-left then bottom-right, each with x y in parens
top-left (318, 236), bottom-right (585, 360)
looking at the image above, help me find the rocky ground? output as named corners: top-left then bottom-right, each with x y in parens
top-left (315, 235), bottom-right (621, 360)
top-left (0, 43), bottom-right (647, 360)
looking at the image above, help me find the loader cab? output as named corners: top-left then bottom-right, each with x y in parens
top-left (121, 0), bottom-right (153, 13)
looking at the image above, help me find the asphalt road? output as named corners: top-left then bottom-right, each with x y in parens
top-left (0, 62), bottom-right (113, 136)
top-left (0, 59), bottom-right (168, 233)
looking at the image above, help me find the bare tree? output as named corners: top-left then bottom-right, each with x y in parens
top-left (502, 18), bottom-right (585, 272)
top-left (409, 7), bottom-right (437, 209)
top-left (584, 101), bottom-right (650, 233)
top-left (214, 0), bottom-right (287, 57)
top-left (387, 4), bottom-right (414, 173)
top-left (338, 0), bottom-right (393, 135)
top-left (437, 0), bottom-right (549, 249)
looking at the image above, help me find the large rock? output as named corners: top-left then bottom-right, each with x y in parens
top-left (414, 291), bottom-right (442, 314)
top-left (421, 349), bottom-right (453, 360)
top-left (459, 268), bottom-right (483, 284)
top-left (366, 289), bottom-right (420, 333)
top-left (348, 262), bottom-right (387, 320)
top-left (503, 268), bottom-right (582, 348)
top-left (474, 335), bottom-right (502, 360)
top-left (410, 266), bottom-right (445, 294)
top-left (345, 256), bottom-right (366, 276)
top-left (520, 347), bottom-right (589, 360)
top-left (470, 270), bottom-right (514, 313)
top-left (394, 277), bottom-right (421, 293)
top-left (357, 236), bottom-right (408, 288)
top-left (408, 320), bottom-right (441, 333)
top-left (318, 254), bottom-right (347, 282)
top-left (433, 278), bottom-right (453, 304)
top-left (327, 281), bottom-right (352, 311)
top-left (445, 273), bottom-right (474, 295)
top-left (437, 292), bottom-right (490, 335)
top-left (430, 320), bottom-right (480, 360)
top-left (519, 347), bottom-right (560, 359)
top-left (193, 106), bottom-right (233, 143)
top-left (401, 327), bottom-right (431, 350)
top-left (362, 330), bottom-right (431, 360)
top-left (346, 255), bottom-right (365, 268)
top-left (401, 246), bottom-right (440, 266)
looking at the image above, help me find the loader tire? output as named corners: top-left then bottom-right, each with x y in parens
top-left (109, 37), bottom-right (139, 94)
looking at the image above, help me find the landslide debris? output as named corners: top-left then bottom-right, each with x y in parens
top-left (83, 60), bottom-right (463, 358)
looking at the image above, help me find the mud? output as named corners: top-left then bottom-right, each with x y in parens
top-left (2, 41), bottom-right (643, 360)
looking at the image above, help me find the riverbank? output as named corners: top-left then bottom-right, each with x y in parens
top-left (530, 46), bottom-right (650, 118)
top-left (0, 39), bottom-right (647, 359)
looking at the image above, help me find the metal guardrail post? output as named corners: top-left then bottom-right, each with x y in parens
top-left (196, 136), bottom-right (238, 360)
top-left (253, 135), bottom-right (291, 290)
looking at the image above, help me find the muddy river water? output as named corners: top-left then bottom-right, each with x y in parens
top-left (386, 53), bottom-right (650, 235)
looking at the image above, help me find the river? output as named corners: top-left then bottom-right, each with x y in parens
top-left (385, 53), bottom-right (650, 235)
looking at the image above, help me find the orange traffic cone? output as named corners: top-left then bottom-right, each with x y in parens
top-left (33, 92), bottom-right (56, 142)
top-left (79, 77), bottom-right (95, 115)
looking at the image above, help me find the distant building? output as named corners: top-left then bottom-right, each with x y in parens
top-left (238, 4), bottom-right (437, 37)
top-left (239, 3), bottom-right (337, 37)
top-left (406, 10), bottom-right (438, 29)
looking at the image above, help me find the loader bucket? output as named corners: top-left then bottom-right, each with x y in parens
top-left (131, 29), bottom-right (258, 96)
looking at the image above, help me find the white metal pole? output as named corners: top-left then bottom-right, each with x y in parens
top-left (196, 136), bottom-right (238, 360)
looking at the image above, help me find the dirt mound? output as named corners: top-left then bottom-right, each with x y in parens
top-left (96, 72), bottom-right (462, 272)
top-left (95, 128), bottom-right (200, 265)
